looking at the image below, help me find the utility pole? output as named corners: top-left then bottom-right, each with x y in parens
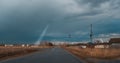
top-left (68, 34), bottom-right (72, 42)
top-left (90, 24), bottom-right (93, 43)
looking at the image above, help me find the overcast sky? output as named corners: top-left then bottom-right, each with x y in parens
top-left (0, 0), bottom-right (120, 44)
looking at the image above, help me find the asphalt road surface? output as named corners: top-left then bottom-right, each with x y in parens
top-left (0, 47), bottom-right (83, 63)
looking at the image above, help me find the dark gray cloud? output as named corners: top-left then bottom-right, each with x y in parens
top-left (0, 0), bottom-right (120, 43)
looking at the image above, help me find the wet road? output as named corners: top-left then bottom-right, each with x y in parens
top-left (0, 47), bottom-right (82, 63)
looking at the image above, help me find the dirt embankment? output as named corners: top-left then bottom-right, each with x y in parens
top-left (64, 46), bottom-right (120, 63)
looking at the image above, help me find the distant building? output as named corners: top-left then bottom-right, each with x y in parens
top-left (77, 42), bottom-right (110, 48)
top-left (109, 38), bottom-right (120, 48)
top-left (40, 41), bottom-right (53, 46)
top-left (94, 43), bottom-right (110, 48)
top-left (75, 43), bottom-right (87, 48)
top-left (5, 44), bottom-right (13, 47)
top-left (109, 38), bottom-right (120, 43)
top-left (74, 42), bottom-right (94, 48)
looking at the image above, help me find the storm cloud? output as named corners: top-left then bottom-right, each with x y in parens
top-left (0, 0), bottom-right (120, 44)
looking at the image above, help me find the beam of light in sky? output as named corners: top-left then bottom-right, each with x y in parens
top-left (35, 25), bottom-right (49, 45)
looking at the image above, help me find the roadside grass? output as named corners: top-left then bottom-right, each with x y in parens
top-left (0, 47), bottom-right (41, 60)
top-left (65, 46), bottom-right (120, 59)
